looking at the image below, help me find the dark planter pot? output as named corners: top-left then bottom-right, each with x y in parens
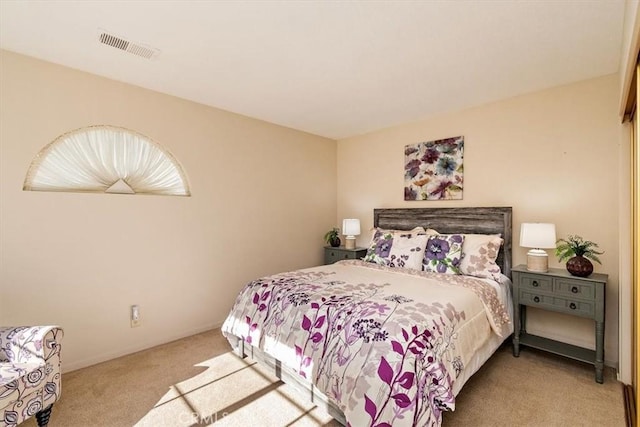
top-left (329, 236), bottom-right (341, 248)
top-left (566, 256), bottom-right (593, 277)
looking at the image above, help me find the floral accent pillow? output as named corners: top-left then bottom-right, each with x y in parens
top-left (423, 234), bottom-right (465, 274)
top-left (363, 228), bottom-right (429, 270)
top-left (363, 226), bottom-right (426, 246)
top-left (458, 234), bottom-right (504, 280)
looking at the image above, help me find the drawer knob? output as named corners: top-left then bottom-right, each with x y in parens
top-left (532, 281), bottom-right (539, 287)
top-left (569, 302), bottom-right (577, 310)
top-left (533, 296), bottom-right (540, 303)
top-left (571, 286), bottom-right (578, 294)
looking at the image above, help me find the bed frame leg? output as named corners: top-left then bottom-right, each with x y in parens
top-left (234, 336), bottom-right (247, 359)
top-left (239, 339), bottom-right (246, 358)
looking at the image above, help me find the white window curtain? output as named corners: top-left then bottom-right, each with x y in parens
top-left (24, 125), bottom-right (190, 196)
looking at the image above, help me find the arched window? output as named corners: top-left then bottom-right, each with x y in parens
top-left (23, 125), bottom-right (190, 196)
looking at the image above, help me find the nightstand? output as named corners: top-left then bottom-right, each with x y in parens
top-left (511, 264), bottom-right (607, 383)
top-left (324, 246), bottom-right (367, 265)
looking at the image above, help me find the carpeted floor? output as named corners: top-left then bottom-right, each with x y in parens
top-left (23, 329), bottom-right (625, 426)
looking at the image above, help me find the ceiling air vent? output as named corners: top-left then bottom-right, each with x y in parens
top-left (98, 30), bottom-right (160, 60)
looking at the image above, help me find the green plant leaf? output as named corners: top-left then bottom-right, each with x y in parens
top-left (555, 235), bottom-right (603, 264)
top-left (323, 228), bottom-right (340, 244)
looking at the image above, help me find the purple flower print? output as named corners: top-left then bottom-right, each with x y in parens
top-left (353, 318), bottom-right (387, 343)
top-left (375, 239), bottom-right (393, 258)
top-left (405, 159), bottom-right (421, 179)
top-left (404, 136), bottom-right (463, 201)
top-left (436, 139), bottom-right (458, 154)
top-left (370, 302), bottom-right (390, 314)
top-left (423, 235), bottom-right (463, 274)
top-left (335, 345), bottom-right (351, 366)
top-left (425, 238), bottom-right (450, 261)
top-left (404, 186), bottom-right (417, 200)
top-left (387, 254), bottom-right (409, 268)
top-left (384, 294), bottom-right (413, 304)
top-left (222, 266), bottom-right (471, 427)
top-left (421, 148), bottom-right (440, 164)
top-left (449, 234), bottom-right (463, 244)
top-left (405, 146), bottom-right (418, 156)
top-left (288, 292), bottom-right (310, 306)
top-left (452, 356), bottom-right (464, 377)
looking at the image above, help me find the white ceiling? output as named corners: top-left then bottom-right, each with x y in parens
top-left (0, 1), bottom-right (627, 139)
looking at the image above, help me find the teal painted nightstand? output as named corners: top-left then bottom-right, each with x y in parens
top-left (511, 264), bottom-right (607, 383)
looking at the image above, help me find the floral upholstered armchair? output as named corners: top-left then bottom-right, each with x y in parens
top-left (0, 326), bottom-right (63, 427)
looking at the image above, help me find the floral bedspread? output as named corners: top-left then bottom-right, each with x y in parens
top-left (221, 260), bottom-right (510, 427)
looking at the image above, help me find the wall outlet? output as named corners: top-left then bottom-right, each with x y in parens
top-left (131, 305), bottom-right (141, 328)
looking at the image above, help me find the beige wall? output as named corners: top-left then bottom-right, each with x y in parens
top-left (337, 74), bottom-right (621, 365)
top-left (0, 50), bottom-right (337, 371)
top-left (0, 49), bottom-right (625, 371)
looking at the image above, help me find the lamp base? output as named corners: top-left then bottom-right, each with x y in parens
top-left (345, 236), bottom-right (356, 250)
top-left (526, 249), bottom-right (549, 273)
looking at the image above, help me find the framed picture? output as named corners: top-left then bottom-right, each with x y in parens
top-left (404, 136), bottom-right (464, 200)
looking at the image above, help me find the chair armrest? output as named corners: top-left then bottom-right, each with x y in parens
top-left (0, 326), bottom-right (63, 364)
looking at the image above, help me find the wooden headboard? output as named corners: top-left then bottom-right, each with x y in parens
top-left (374, 207), bottom-right (513, 278)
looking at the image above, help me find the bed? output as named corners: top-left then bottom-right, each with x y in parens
top-left (222, 207), bottom-right (513, 426)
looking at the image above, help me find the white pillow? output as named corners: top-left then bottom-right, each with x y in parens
top-left (458, 234), bottom-right (503, 280)
top-left (363, 227), bottom-right (429, 270)
top-left (425, 230), bottom-right (503, 280)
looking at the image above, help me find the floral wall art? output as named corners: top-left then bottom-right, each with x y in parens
top-left (404, 136), bottom-right (464, 200)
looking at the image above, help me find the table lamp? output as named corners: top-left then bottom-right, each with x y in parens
top-left (342, 219), bottom-right (361, 250)
top-left (520, 223), bottom-right (557, 272)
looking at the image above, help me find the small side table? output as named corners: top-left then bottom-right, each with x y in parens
top-left (511, 264), bottom-right (607, 383)
top-left (324, 246), bottom-right (367, 265)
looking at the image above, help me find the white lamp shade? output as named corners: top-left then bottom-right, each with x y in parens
top-left (519, 223), bottom-right (556, 249)
top-left (342, 219), bottom-right (361, 236)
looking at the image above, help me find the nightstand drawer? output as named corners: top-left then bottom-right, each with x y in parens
top-left (325, 250), bottom-right (351, 264)
top-left (520, 290), bottom-right (554, 307)
top-left (520, 290), bottom-right (595, 318)
top-left (551, 297), bottom-right (595, 318)
top-left (554, 278), bottom-right (595, 300)
top-left (324, 247), bottom-right (367, 265)
top-left (519, 274), bottom-right (553, 292)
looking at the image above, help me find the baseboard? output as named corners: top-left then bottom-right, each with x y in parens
top-left (63, 321), bottom-right (223, 372)
top-left (623, 384), bottom-right (636, 427)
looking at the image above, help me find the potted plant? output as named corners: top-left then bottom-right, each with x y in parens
top-left (555, 235), bottom-right (603, 277)
top-left (324, 228), bottom-right (341, 248)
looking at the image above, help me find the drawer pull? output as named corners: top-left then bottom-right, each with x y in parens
top-left (533, 296), bottom-right (540, 303)
top-left (532, 281), bottom-right (539, 287)
top-left (571, 286), bottom-right (578, 294)
top-left (569, 302), bottom-right (577, 310)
